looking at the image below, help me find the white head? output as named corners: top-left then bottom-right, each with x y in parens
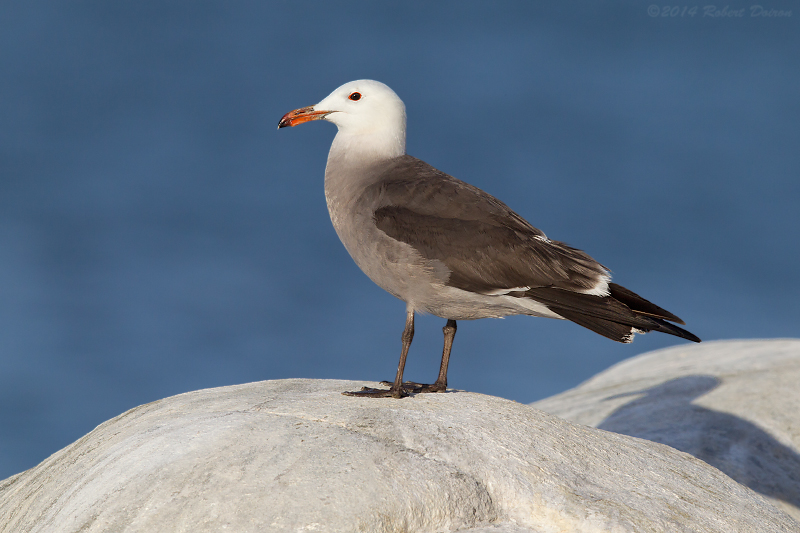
top-left (279, 80), bottom-right (406, 161)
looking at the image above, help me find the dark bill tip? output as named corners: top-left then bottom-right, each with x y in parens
top-left (278, 106), bottom-right (333, 130)
top-left (277, 115), bottom-right (293, 129)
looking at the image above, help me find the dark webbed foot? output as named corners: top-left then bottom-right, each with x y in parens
top-left (342, 315), bottom-right (453, 399)
top-left (342, 386), bottom-right (408, 398)
top-left (379, 380), bottom-right (448, 393)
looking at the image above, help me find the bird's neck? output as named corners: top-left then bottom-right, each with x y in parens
top-left (328, 127), bottom-right (405, 165)
top-left (324, 128), bottom-right (405, 193)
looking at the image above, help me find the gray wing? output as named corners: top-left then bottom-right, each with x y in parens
top-left (369, 156), bottom-right (609, 295)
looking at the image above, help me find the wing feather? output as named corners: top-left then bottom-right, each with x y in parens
top-left (369, 156), bottom-right (609, 294)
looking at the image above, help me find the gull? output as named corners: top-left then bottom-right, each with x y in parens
top-left (279, 80), bottom-right (700, 398)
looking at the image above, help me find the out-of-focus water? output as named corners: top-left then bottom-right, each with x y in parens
top-left (0, 1), bottom-right (797, 479)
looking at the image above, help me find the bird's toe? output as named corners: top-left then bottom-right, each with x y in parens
top-left (341, 386), bottom-right (409, 398)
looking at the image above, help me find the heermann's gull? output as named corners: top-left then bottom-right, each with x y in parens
top-left (278, 80), bottom-right (700, 399)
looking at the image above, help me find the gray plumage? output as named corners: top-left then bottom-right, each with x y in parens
top-left (370, 155), bottom-right (608, 296)
top-left (279, 79), bottom-right (699, 398)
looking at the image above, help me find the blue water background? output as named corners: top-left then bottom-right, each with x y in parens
top-left (0, 1), bottom-right (797, 478)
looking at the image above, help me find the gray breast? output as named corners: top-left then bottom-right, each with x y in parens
top-left (324, 158), bottom-right (449, 307)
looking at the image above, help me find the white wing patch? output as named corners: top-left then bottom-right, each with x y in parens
top-left (622, 327), bottom-right (648, 344)
top-left (579, 272), bottom-right (611, 297)
top-left (482, 286), bottom-right (531, 296)
top-left (482, 274), bottom-right (611, 298)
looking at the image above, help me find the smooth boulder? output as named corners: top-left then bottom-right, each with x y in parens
top-left (533, 338), bottom-right (800, 522)
top-left (1, 374), bottom-right (797, 532)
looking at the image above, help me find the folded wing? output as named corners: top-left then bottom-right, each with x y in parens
top-left (370, 156), bottom-right (700, 344)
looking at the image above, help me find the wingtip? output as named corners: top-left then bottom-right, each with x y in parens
top-left (607, 282), bottom-right (686, 324)
top-left (661, 321), bottom-right (701, 343)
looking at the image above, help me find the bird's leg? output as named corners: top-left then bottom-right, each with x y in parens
top-left (342, 310), bottom-right (415, 398)
top-left (428, 319), bottom-right (456, 392)
top-left (379, 318), bottom-right (456, 394)
top-left (389, 310), bottom-right (416, 397)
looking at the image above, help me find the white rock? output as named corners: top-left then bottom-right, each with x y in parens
top-left (2, 375), bottom-right (797, 532)
top-left (533, 338), bottom-right (800, 522)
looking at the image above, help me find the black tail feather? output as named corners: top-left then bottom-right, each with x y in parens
top-left (608, 282), bottom-right (685, 324)
top-left (548, 306), bottom-right (637, 343)
top-left (525, 285), bottom-right (701, 344)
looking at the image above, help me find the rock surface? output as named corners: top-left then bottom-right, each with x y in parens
top-left (533, 338), bottom-right (800, 522)
top-left (1, 371), bottom-right (798, 532)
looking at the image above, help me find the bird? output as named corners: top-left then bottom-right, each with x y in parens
top-left (278, 80), bottom-right (700, 399)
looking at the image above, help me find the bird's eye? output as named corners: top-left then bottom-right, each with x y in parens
top-left (348, 92), bottom-right (362, 101)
